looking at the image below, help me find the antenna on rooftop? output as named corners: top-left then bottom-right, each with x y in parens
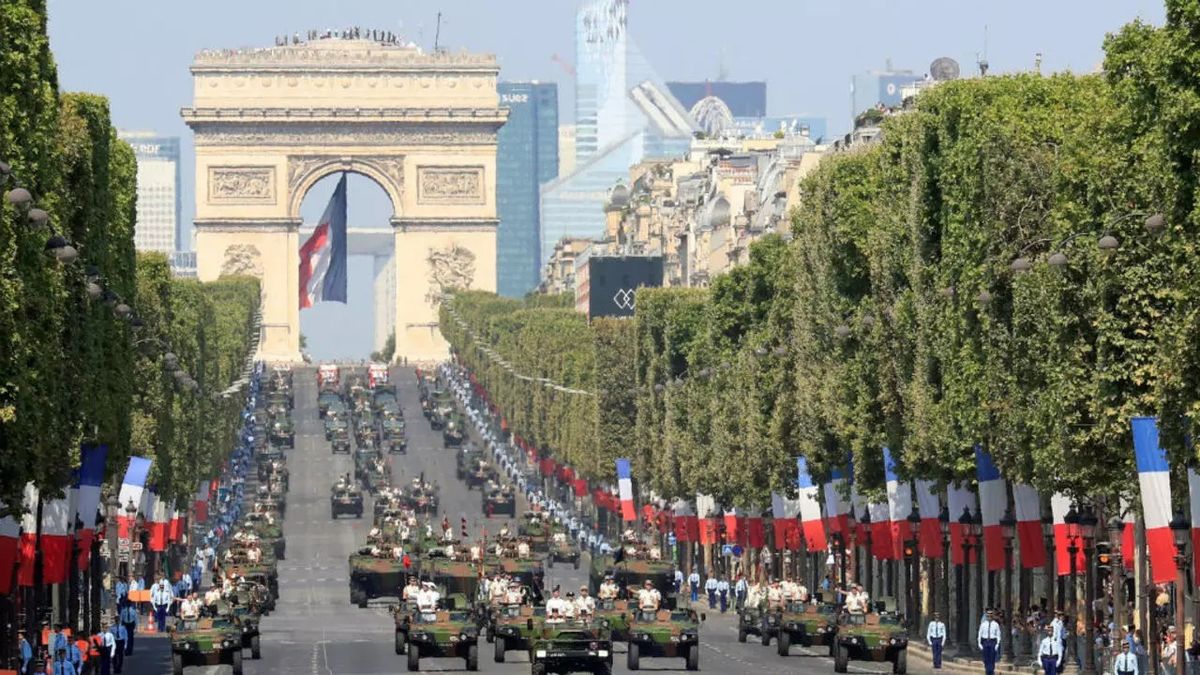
top-left (716, 47), bottom-right (729, 82)
top-left (977, 25), bottom-right (990, 76)
top-left (434, 12), bottom-right (443, 53)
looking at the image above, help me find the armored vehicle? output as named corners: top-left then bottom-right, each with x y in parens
top-left (403, 609), bottom-right (480, 671)
top-left (331, 428), bottom-right (351, 454)
top-left (423, 556), bottom-right (483, 605)
top-left (482, 482), bottom-right (517, 517)
top-left (170, 617), bottom-right (244, 675)
top-left (268, 417), bottom-right (294, 449)
top-left (318, 391), bottom-right (342, 418)
top-left (331, 485), bottom-right (364, 519)
top-left (240, 512), bottom-right (285, 560)
top-left (765, 601), bottom-right (838, 656)
top-left (737, 605), bottom-right (764, 643)
top-left (518, 512), bottom-right (553, 554)
top-left (456, 447), bottom-right (484, 481)
top-left (833, 612), bottom-right (908, 674)
top-left (223, 564), bottom-right (279, 609)
top-left (324, 417), bottom-right (349, 441)
top-left (589, 554), bottom-right (677, 610)
top-left (547, 533), bottom-right (580, 569)
top-left (256, 458), bottom-right (288, 487)
top-left (489, 604), bottom-right (545, 661)
top-left (213, 592), bottom-right (265, 659)
top-left (529, 618), bottom-right (614, 675)
top-left (625, 608), bottom-right (702, 671)
top-left (380, 418), bottom-right (407, 454)
top-left (348, 547), bottom-right (407, 607)
top-left (442, 412), bottom-right (466, 447)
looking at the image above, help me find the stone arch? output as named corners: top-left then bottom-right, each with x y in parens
top-left (286, 155), bottom-right (404, 220)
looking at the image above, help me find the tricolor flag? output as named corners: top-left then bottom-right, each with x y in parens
top-left (672, 500), bottom-right (698, 542)
top-left (1119, 497), bottom-right (1135, 572)
top-left (298, 173), bottom-right (348, 309)
top-left (168, 505), bottom-right (185, 543)
top-left (746, 508), bottom-right (766, 549)
top-left (947, 483), bottom-right (977, 565)
top-left (147, 490), bottom-right (170, 552)
top-left (770, 492), bottom-right (801, 551)
top-left (868, 502), bottom-right (894, 560)
top-left (194, 480), bottom-right (210, 523)
top-left (616, 458), bottom-right (636, 521)
top-left (1050, 494), bottom-right (1085, 576)
top-left (0, 503), bottom-right (18, 596)
top-left (75, 444), bottom-right (108, 570)
top-left (914, 479), bottom-right (944, 558)
top-left (850, 479), bottom-right (868, 544)
top-left (117, 457), bottom-right (152, 538)
top-left (697, 493), bottom-right (720, 545)
top-left (883, 448), bottom-right (913, 558)
top-left (1132, 416), bottom-right (1177, 585)
top-left (18, 483), bottom-right (37, 587)
top-left (723, 507), bottom-right (747, 546)
top-left (975, 447), bottom-right (1007, 572)
top-left (823, 466), bottom-right (850, 535)
top-left (797, 458), bottom-right (827, 550)
top-left (1189, 468), bottom-right (1200, 586)
top-left (1012, 483), bottom-right (1046, 569)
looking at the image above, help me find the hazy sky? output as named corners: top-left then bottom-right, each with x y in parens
top-left (44, 0), bottom-right (1164, 359)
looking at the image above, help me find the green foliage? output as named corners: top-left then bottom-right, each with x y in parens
top-left (371, 332), bottom-right (395, 363)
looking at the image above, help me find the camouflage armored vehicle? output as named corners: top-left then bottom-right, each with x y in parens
top-left (331, 485), bottom-right (364, 519)
top-left (223, 563), bottom-right (279, 609)
top-left (547, 533), bottom-right (580, 569)
top-left (443, 412), bottom-right (466, 447)
top-left (403, 609), bottom-right (481, 671)
top-left (170, 617), bottom-right (244, 675)
top-left (589, 554), bottom-right (677, 610)
top-left (391, 600), bottom-right (415, 654)
top-left (331, 427), bottom-right (351, 454)
top-left (399, 482), bottom-right (440, 515)
top-left (625, 608), bottom-right (702, 671)
top-left (380, 418), bottom-right (407, 454)
top-left (355, 412), bottom-right (379, 447)
top-left (423, 556), bottom-right (483, 604)
top-left (489, 604), bottom-right (545, 661)
top-left (518, 512), bottom-right (553, 554)
top-left (360, 461), bottom-right (392, 494)
top-left (318, 391), bottom-right (342, 418)
top-left (592, 599), bottom-right (632, 642)
top-left (482, 482), bottom-right (517, 517)
top-left (428, 390), bottom-right (454, 428)
top-left (324, 416), bottom-right (349, 441)
top-left (256, 458), bottom-right (288, 487)
top-left (214, 592), bottom-right (265, 659)
top-left (348, 547), bottom-right (407, 607)
top-left (764, 601), bottom-right (838, 656)
top-left (240, 512), bottom-right (286, 559)
top-left (737, 605), bottom-right (764, 643)
top-left (255, 441), bottom-right (283, 463)
top-left (456, 447), bottom-right (484, 481)
top-left (833, 612), bottom-right (908, 674)
top-left (268, 417), bottom-right (294, 449)
top-left (529, 618), bottom-right (615, 675)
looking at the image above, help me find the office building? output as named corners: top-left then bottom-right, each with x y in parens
top-left (666, 81), bottom-right (767, 118)
top-left (496, 82), bottom-right (560, 297)
top-left (851, 63), bottom-right (921, 118)
top-left (118, 131), bottom-right (182, 254)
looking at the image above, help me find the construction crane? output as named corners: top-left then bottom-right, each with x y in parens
top-left (551, 53), bottom-right (575, 77)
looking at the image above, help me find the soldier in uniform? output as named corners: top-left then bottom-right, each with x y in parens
top-left (638, 580), bottom-right (662, 612)
top-left (576, 587), bottom-right (596, 617)
top-left (926, 611), bottom-right (947, 669)
top-left (977, 608), bottom-right (1002, 675)
top-left (1037, 624), bottom-right (1063, 675)
top-left (598, 575), bottom-right (618, 601)
top-left (546, 587), bottom-right (570, 622)
top-left (402, 577), bottom-right (420, 602)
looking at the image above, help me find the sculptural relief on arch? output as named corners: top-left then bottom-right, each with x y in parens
top-left (184, 36), bottom-right (506, 363)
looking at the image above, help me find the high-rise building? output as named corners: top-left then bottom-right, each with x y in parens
top-left (496, 82), bottom-right (559, 298)
top-left (558, 125), bottom-right (577, 178)
top-left (666, 81), bottom-right (767, 118)
top-left (118, 131), bottom-right (181, 254)
top-left (851, 64), bottom-right (921, 119)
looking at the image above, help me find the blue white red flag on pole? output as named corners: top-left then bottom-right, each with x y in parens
top-left (914, 479), bottom-right (943, 558)
top-left (299, 173), bottom-right (348, 309)
top-left (1119, 497), bottom-right (1135, 572)
top-left (1050, 493), bottom-right (1084, 576)
top-left (672, 499), bottom-right (697, 542)
top-left (75, 444), bottom-right (108, 570)
top-left (40, 489), bottom-right (72, 585)
top-left (823, 465), bottom-right (850, 535)
top-left (868, 501), bottom-right (893, 560)
top-left (770, 491), bottom-right (802, 551)
top-left (194, 480), bottom-right (211, 523)
top-left (797, 457), bottom-right (827, 550)
top-left (616, 458), bottom-right (636, 521)
top-left (147, 490), bottom-right (170, 552)
top-left (1132, 416), bottom-right (1176, 584)
top-left (1188, 467), bottom-right (1200, 587)
top-left (883, 447), bottom-right (912, 559)
top-left (0, 501), bottom-right (17, 595)
top-left (1012, 483), bottom-right (1045, 569)
top-left (117, 456), bottom-right (152, 538)
top-left (18, 483), bottom-right (37, 587)
top-left (947, 483), bottom-right (977, 565)
top-left (974, 446), bottom-right (1007, 572)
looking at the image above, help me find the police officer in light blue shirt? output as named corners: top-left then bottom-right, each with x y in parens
top-left (120, 594), bottom-right (139, 654)
top-left (17, 629), bottom-right (32, 675)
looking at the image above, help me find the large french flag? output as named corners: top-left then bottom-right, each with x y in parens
top-left (147, 490), bottom-right (170, 553)
top-left (298, 173), bottom-right (348, 309)
top-left (1188, 468), bottom-right (1200, 586)
top-left (723, 507), bottom-right (747, 546)
top-left (18, 483), bottom-right (37, 587)
top-left (1011, 483), bottom-right (1045, 569)
top-left (797, 458), bottom-right (827, 550)
top-left (1050, 493), bottom-right (1084, 576)
top-left (746, 508), bottom-right (766, 548)
top-left (883, 447), bottom-right (913, 558)
top-left (1120, 497), bottom-right (1135, 572)
top-left (974, 447), bottom-right (1007, 572)
top-left (947, 483), bottom-right (977, 565)
top-left (914, 479), bottom-right (944, 558)
top-left (168, 505), bottom-right (185, 544)
top-left (1132, 416), bottom-right (1177, 584)
top-left (868, 502), bottom-right (894, 559)
top-left (616, 458), bottom-right (636, 521)
top-left (673, 499), bottom-right (697, 542)
top-left (0, 504), bottom-right (17, 595)
top-left (75, 444), bottom-right (107, 571)
top-left (770, 492), bottom-right (802, 551)
top-left (194, 480), bottom-right (210, 524)
top-left (697, 493), bottom-right (720, 545)
top-left (823, 466), bottom-right (850, 536)
top-left (40, 490), bottom-right (73, 585)
top-left (117, 457), bottom-right (152, 538)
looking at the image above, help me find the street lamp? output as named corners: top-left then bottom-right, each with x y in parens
top-left (957, 506), bottom-right (973, 653)
top-left (939, 505), bottom-right (951, 645)
top-left (1169, 511), bottom-right (1190, 675)
top-left (969, 509), bottom-right (984, 657)
top-left (1042, 511), bottom-right (1057, 611)
top-left (998, 507), bottom-right (1017, 663)
top-left (861, 508), bottom-right (874, 601)
top-left (907, 509), bottom-right (922, 636)
top-left (1064, 505), bottom-right (1080, 672)
top-left (1106, 515), bottom-right (1125, 641)
top-left (1078, 505), bottom-right (1098, 675)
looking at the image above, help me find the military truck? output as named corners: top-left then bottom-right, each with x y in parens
top-left (456, 447), bottom-right (484, 481)
top-left (318, 391), bottom-right (341, 418)
top-left (324, 416), bottom-right (349, 441)
top-left (589, 555), bottom-right (677, 610)
top-left (403, 609), bottom-right (481, 671)
top-left (547, 533), bottom-right (581, 569)
top-left (331, 427), bottom-right (351, 454)
top-left (518, 512), bottom-right (553, 554)
top-left (737, 605), bottom-right (764, 643)
top-left (380, 418), bottom-right (407, 454)
top-left (765, 601), bottom-right (838, 656)
top-left (348, 547), bottom-right (407, 608)
top-left (423, 556), bottom-right (483, 606)
top-left (625, 608), bottom-right (702, 671)
top-left (240, 512), bottom-right (286, 560)
top-left (256, 458), bottom-right (288, 487)
top-left (223, 564), bottom-right (279, 610)
top-left (832, 612), bottom-right (908, 674)
top-left (528, 618), bottom-right (615, 675)
top-left (489, 604), bottom-right (545, 661)
top-left (592, 599), bottom-right (632, 642)
top-left (482, 482), bottom-right (517, 517)
top-left (268, 417), bottom-right (294, 448)
top-left (484, 555), bottom-right (545, 599)
top-left (214, 592), bottom-right (265, 659)
top-left (170, 617), bottom-right (244, 675)
top-left (331, 485), bottom-right (364, 519)
top-left (443, 413), bottom-right (466, 447)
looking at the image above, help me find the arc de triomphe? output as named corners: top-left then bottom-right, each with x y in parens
top-left (183, 38), bottom-right (507, 363)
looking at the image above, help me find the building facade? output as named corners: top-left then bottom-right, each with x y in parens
top-left (497, 82), bottom-right (559, 297)
top-left (118, 131), bottom-right (181, 254)
top-left (851, 63), bottom-right (921, 119)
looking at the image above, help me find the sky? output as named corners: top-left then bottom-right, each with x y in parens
top-left (44, 0), bottom-right (1165, 360)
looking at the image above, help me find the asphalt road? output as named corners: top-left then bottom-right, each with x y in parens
top-left (184, 365), bottom-right (916, 674)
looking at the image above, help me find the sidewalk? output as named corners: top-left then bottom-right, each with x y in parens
top-left (907, 641), bottom-right (1038, 674)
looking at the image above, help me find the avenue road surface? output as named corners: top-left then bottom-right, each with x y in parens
top-left (186, 366), bottom-right (910, 674)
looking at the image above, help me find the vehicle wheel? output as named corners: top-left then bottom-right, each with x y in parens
top-left (251, 635), bottom-right (261, 659)
top-left (777, 630), bottom-right (791, 657)
top-left (834, 644), bottom-right (849, 673)
top-left (530, 663), bottom-right (546, 675)
top-left (232, 648), bottom-right (244, 675)
top-left (760, 630), bottom-right (770, 646)
top-left (172, 653), bottom-right (183, 675)
top-left (395, 631), bottom-right (406, 655)
top-left (738, 628), bottom-right (747, 643)
top-left (627, 642), bottom-right (640, 671)
top-left (686, 644), bottom-right (700, 671)
top-left (547, 558), bottom-right (553, 568)
top-left (331, 508), bottom-right (337, 519)
top-left (893, 648), bottom-right (907, 674)
top-left (574, 559), bottom-right (580, 570)
top-left (407, 644), bottom-right (420, 671)
top-left (494, 637), bottom-right (506, 662)
top-left (356, 509), bottom-right (363, 519)
top-left (465, 644), bottom-right (479, 671)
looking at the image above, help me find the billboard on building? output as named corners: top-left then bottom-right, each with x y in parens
top-left (576, 254), bottom-right (663, 319)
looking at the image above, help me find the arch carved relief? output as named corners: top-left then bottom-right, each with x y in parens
top-left (286, 154), bottom-right (404, 218)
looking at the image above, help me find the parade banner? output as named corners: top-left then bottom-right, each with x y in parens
top-left (883, 448), bottom-right (912, 558)
top-left (746, 509), bottom-right (766, 549)
top-left (1051, 493), bottom-right (1081, 576)
top-left (723, 507), bottom-right (747, 547)
top-left (193, 480), bottom-right (210, 523)
top-left (75, 444), bottom-right (108, 570)
top-left (1132, 416), bottom-right (1177, 584)
top-left (974, 446), bottom-right (1007, 572)
top-left (1119, 497), bottom-right (1135, 572)
top-left (147, 490), bottom-right (170, 552)
top-left (914, 479), bottom-right (944, 558)
top-left (1012, 483), bottom-right (1046, 569)
top-left (947, 483), bottom-right (977, 565)
top-left (117, 456), bottom-right (152, 538)
top-left (616, 459), bottom-right (636, 521)
top-left (797, 457), bottom-right (827, 550)
top-left (696, 493), bottom-right (720, 545)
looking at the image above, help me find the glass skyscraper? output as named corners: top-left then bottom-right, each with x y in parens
top-left (497, 82), bottom-right (559, 297)
top-left (118, 131), bottom-right (182, 254)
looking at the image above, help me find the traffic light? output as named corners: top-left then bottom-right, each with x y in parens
top-left (1096, 542), bottom-right (1112, 581)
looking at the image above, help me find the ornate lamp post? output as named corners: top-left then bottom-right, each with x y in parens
top-left (846, 509), bottom-right (859, 606)
top-left (939, 505), bottom-right (951, 646)
top-left (970, 508), bottom-right (984, 657)
top-left (861, 509), bottom-right (874, 601)
top-left (1106, 515), bottom-right (1125, 640)
top-left (1064, 505), bottom-right (1080, 674)
top-left (1042, 511), bottom-right (1057, 611)
top-left (124, 498), bottom-right (138, 578)
top-left (832, 531), bottom-right (847, 590)
top-left (956, 507), bottom-right (973, 655)
top-left (999, 506), bottom-right (1017, 664)
top-left (1169, 511), bottom-right (1190, 675)
top-left (1078, 505), bottom-right (1098, 675)
top-left (907, 509), bottom-right (922, 636)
